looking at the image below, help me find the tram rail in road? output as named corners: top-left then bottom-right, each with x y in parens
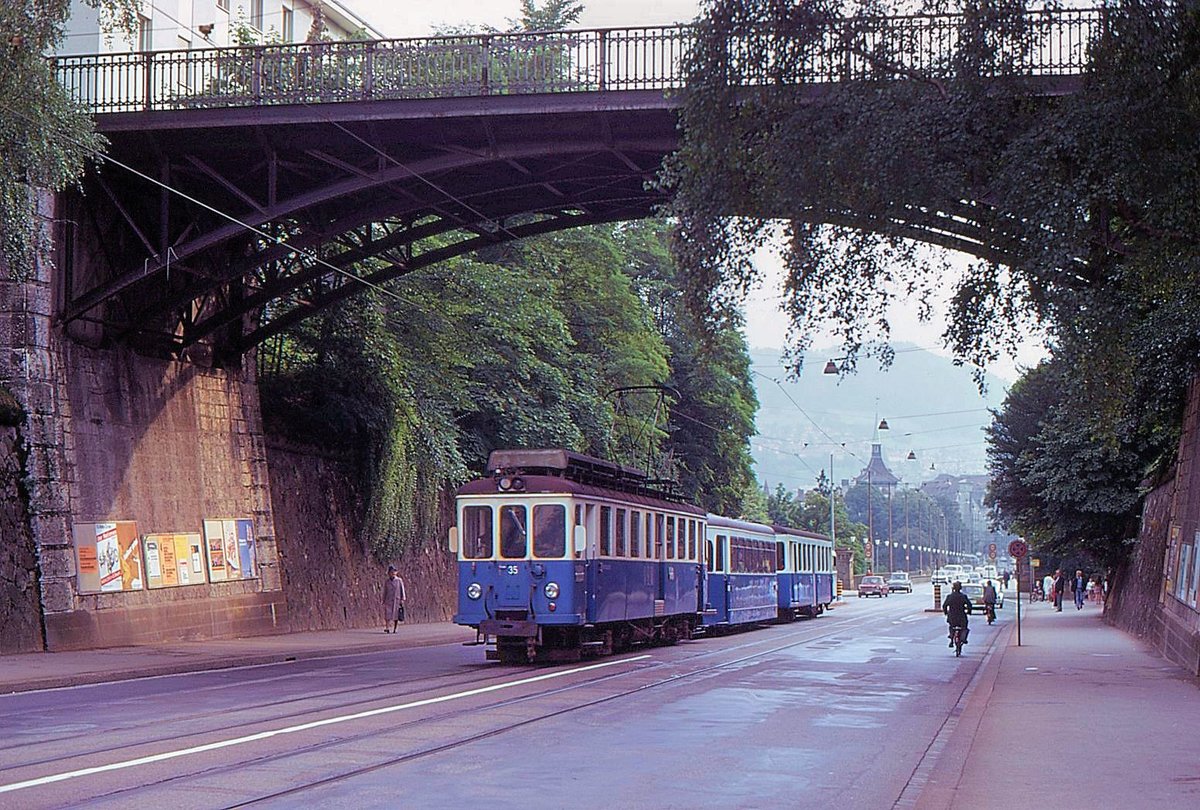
top-left (0, 599), bottom-right (998, 808)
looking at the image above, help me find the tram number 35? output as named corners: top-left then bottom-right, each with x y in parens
top-left (504, 565), bottom-right (520, 575)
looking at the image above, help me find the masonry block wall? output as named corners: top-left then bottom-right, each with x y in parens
top-left (0, 191), bottom-right (285, 651)
top-left (268, 439), bottom-right (456, 630)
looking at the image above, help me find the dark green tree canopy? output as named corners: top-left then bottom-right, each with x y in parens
top-left (667, 0), bottom-right (1200, 565)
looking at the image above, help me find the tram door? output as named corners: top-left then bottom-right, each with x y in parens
top-left (588, 505), bottom-right (626, 623)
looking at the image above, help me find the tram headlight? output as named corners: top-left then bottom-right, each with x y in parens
top-left (467, 582), bottom-right (482, 600)
top-left (543, 581), bottom-right (560, 599)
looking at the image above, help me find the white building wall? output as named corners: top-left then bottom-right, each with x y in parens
top-left (57, 0), bottom-right (383, 56)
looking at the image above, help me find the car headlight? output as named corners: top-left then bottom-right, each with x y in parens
top-left (544, 581), bottom-right (560, 599)
top-left (466, 582), bottom-right (482, 600)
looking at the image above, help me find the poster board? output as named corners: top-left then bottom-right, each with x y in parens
top-left (74, 521), bottom-right (143, 593)
top-left (144, 533), bottom-right (207, 589)
top-left (203, 518), bottom-right (257, 582)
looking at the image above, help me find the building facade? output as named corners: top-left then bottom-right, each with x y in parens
top-left (58, 0), bottom-right (384, 57)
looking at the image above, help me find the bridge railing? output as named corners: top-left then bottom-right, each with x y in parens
top-left (54, 9), bottom-right (1102, 114)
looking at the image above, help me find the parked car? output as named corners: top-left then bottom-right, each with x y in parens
top-left (858, 575), bottom-right (889, 598)
top-left (887, 572), bottom-right (913, 593)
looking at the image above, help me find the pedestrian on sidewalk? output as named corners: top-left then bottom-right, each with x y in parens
top-left (1072, 569), bottom-right (1087, 610)
top-left (1042, 573), bottom-right (1054, 603)
top-left (1053, 569), bottom-right (1066, 611)
top-left (383, 565), bottom-right (407, 633)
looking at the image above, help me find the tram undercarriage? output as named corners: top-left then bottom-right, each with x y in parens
top-left (475, 615), bottom-right (698, 664)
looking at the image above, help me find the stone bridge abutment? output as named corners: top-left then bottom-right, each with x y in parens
top-left (1, 192), bottom-right (284, 651)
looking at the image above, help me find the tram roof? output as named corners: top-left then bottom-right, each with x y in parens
top-left (458, 474), bottom-right (706, 516)
top-left (484, 448), bottom-right (688, 501)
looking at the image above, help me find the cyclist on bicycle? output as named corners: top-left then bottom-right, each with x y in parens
top-left (983, 580), bottom-right (998, 623)
top-left (942, 581), bottom-right (971, 647)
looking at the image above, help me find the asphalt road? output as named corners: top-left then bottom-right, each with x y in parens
top-left (0, 590), bottom-right (1005, 809)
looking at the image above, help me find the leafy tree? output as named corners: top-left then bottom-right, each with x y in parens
top-left (615, 221), bottom-right (762, 516)
top-left (985, 360), bottom-right (1149, 567)
top-left (1, 0), bottom-right (137, 278)
top-left (666, 0), bottom-right (1200, 567)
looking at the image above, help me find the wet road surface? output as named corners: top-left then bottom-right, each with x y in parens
top-left (0, 590), bottom-right (1006, 809)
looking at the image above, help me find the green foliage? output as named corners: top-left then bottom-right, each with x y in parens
top-left (985, 360), bottom-right (1152, 567)
top-left (668, 0), bottom-right (1200, 566)
top-left (0, 0), bottom-right (137, 279)
top-left (260, 220), bottom-right (768, 560)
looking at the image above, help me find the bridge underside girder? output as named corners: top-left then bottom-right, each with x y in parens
top-left (61, 89), bottom-right (1041, 363)
top-left (62, 92), bottom-right (679, 362)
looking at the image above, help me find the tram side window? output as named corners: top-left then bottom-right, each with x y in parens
top-left (716, 535), bottom-right (726, 572)
top-left (600, 506), bottom-right (613, 556)
top-left (655, 514), bottom-right (664, 559)
top-left (705, 538), bottom-right (714, 569)
top-left (776, 541), bottom-right (785, 572)
top-left (615, 509), bottom-right (627, 557)
top-left (688, 520), bottom-right (697, 560)
top-left (629, 510), bottom-right (641, 558)
top-left (462, 505), bottom-right (493, 559)
top-left (500, 505), bottom-right (528, 559)
top-left (664, 516), bottom-right (675, 559)
top-left (533, 504), bottom-right (566, 558)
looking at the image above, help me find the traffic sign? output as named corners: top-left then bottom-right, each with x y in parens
top-left (988, 542), bottom-right (997, 554)
top-left (1008, 539), bottom-right (1028, 558)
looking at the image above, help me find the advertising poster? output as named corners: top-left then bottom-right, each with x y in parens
top-left (204, 519), bottom-right (257, 581)
top-left (74, 521), bottom-right (142, 593)
top-left (204, 519), bottom-right (227, 582)
top-left (223, 520), bottom-right (240, 580)
top-left (159, 537), bottom-right (179, 586)
top-left (114, 522), bottom-right (144, 591)
top-left (96, 523), bottom-right (120, 592)
top-left (237, 519), bottom-right (256, 578)
top-left (145, 533), bottom-right (207, 589)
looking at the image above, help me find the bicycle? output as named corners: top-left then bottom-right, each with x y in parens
top-left (950, 624), bottom-right (966, 657)
top-left (985, 602), bottom-right (996, 625)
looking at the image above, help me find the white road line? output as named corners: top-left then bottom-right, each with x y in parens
top-left (0, 654), bottom-right (651, 795)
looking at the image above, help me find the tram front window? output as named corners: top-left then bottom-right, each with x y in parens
top-left (500, 505), bottom-right (528, 558)
top-left (533, 505), bottom-right (566, 558)
top-left (462, 506), bottom-right (493, 559)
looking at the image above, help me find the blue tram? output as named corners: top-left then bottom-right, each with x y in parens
top-left (702, 515), bottom-right (779, 631)
top-left (773, 525), bottom-right (836, 619)
top-left (449, 449), bottom-right (705, 663)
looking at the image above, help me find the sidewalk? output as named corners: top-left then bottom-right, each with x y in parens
top-left (920, 597), bottom-right (1200, 806)
top-left (0, 623), bottom-right (474, 694)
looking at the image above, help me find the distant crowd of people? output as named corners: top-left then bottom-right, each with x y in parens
top-left (1029, 568), bottom-right (1105, 609)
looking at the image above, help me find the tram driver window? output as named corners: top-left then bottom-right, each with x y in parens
top-left (500, 505), bottom-right (528, 558)
top-left (533, 504), bottom-right (566, 558)
top-left (462, 505), bottom-right (493, 559)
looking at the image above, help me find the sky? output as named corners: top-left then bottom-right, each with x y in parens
top-left (354, 0), bottom-right (1048, 384)
top-left (353, 1), bottom-right (706, 35)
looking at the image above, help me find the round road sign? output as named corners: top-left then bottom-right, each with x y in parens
top-left (1008, 539), bottom-right (1028, 558)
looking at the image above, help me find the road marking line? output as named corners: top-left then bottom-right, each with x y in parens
top-left (0, 654), bottom-right (651, 794)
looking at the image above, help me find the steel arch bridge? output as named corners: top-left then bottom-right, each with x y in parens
top-left (54, 9), bottom-right (1101, 362)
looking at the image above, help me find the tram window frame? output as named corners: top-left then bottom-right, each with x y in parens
top-left (499, 504), bottom-right (528, 559)
top-left (629, 510), bottom-right (641, 558)
top-left (776, 541), bottom-right (786, 572)
top-left (705, 538), bottom-right (714, 569)
top-left (716, 535), bottom-right (726, 572)
top-left (574, 505), bottom-right (584, 560)
top-left (462, 505), bottom-right (493, 559)
top-left (615, 508), bottom-right (627, 557)
top-left (600, 506), bottom-right (613, 557)
top-left (532, 504), bottom-right (566, 559)
top-left (688, 520), bottom-right (697, 561)
top-left (654, 514), bottom-right (664, 559)
top-left (664, 516), bottom-right (675, 559)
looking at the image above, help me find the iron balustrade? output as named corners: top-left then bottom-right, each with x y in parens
top-left (54, 9), bottom-right (1103, 114)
